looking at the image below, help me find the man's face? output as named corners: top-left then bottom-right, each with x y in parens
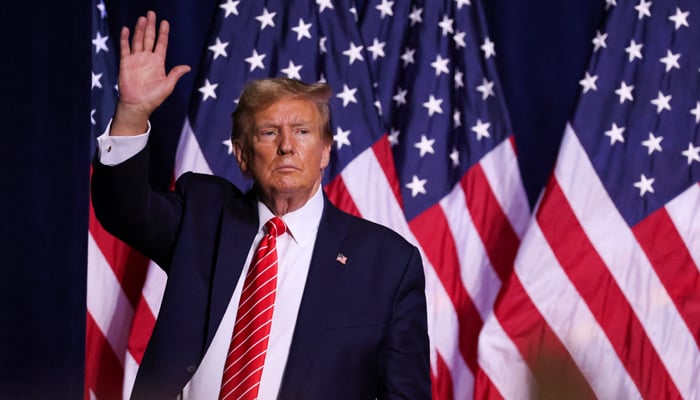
top-left (234, 97), bottom-right (331, 205)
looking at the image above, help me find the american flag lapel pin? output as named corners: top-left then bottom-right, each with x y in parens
top-left (336, 253), bottom-right (348, 265)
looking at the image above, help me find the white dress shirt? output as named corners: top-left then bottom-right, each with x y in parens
top-left (97, 127), bottom-right (323, 399)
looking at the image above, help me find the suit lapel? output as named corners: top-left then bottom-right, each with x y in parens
top-left (278, 199), bottom-right (350, 399)
top-left (206, 190), bottom-right (259, 346)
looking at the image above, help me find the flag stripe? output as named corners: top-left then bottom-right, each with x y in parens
top-left (632, 206), bottom-right (700, 347)
top-left (431, 352), bottom-right (455, 400)
top-left (537, 178), bottom-right (682, 399)
top-left (665, 182), bottom-right (700, 270)
top-left (85, 312), bottom-right (124, 400)
top-left (557, 125), bottom-right (698, 397)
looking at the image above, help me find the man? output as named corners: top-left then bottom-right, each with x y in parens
top-left (92, 11), bottom-right (430, 400)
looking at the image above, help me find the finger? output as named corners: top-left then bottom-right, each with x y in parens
top-left (154, 19), bottom-right (170, 59)
top-left (131, 15), bottom-right (146, 53)
top-left (120, 27), bottom-right (130, 59)
top-left (143, 11), bottom-right (157, 52)
top-left (165, 65), bottom-right (191, 90)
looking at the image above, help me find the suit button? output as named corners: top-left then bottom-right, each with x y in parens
top-left (186, 365), bottom-right (197, 374)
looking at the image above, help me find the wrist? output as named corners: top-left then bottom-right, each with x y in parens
top-left (110, 102), bottom-right (151, 136)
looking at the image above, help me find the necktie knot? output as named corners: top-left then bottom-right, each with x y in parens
top-left (265, 216), bottom-right (286, 238)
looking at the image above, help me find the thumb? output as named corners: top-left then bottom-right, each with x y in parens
top-left (165, 64), bottom-right (191, 90)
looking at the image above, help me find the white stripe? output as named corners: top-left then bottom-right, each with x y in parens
top-left (87, 233), bottom-right (133, 366)
top-left (479, 137), bottom-right (531, 237)
top-left (556, 124), bottom-right (699, 398)
top-left (122, 351), bottom-right (139, 400)
top-left (340, 146), bottom-right (474, 397)
top-left (175, 117), bottom-right (213, 178)
top-left (665, 183), bottom-right (700, 271)
top-left (516, 222), bottom-right (641, 399)
top-left (439, 182), bottom-right (501, 322)
top-left (477, 316), bottom-right (534, 400)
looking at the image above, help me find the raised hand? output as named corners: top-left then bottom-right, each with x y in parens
top-left (111, 11), bottom-right (190, 136)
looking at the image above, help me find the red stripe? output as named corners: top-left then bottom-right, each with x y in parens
top-left (126, 294), bottom-right (157, 364)
top-left (430, 352), bottom-right (455, 400)
top-left (460, 163), bottom-right (519, 282)
top-left (492, 275), bottom-right (596, 399)
top-left (88, 199), bottom-right (150, 308)
top-left (410, 205), bottom-right (481, 373)
top-left (632, 207), bottom-right (700, 348)
top-left (324, 175), bottom-right (362, 217)
top-left (537, 179), bottom-right (682, 399)
top-left (372, 135), bottom-right (404, 209)
top-left (85, 312), bottom-right (124, 400)
top-left (473, 367), bottom-right (504, 400)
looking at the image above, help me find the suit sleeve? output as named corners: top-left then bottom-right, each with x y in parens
top-left (378, 246), bottom-right (432, 399)
top-left (91, 146), bottom-right (185, 269)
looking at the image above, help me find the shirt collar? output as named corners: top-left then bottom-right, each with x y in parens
top-left (256, 185), bottom-right (324, 248)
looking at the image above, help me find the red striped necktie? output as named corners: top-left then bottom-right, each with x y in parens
top-left (219, 216), bottom-right (286, 400)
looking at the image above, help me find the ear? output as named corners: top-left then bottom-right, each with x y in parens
top-left (233, 140), bottom-right (248, 174)
top-left (320, 140), bottom-right (331, 169)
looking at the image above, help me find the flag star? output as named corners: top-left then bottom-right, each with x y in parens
top-left (578, 72), bottom-right (598, 94)
top-left (431, 54), bottom-right (450, 76)
top-left (422, 95), bottom-right (444, 116)
top-left (291, 18), bottom-right (312, 41)
top-left (659, 50), bottom-right (680, 72)
top-left (336, 84), bottom-right (358, 107)
top-left (625, 40), bottom-right (643, 62)
top-left (408, 6), bottom-right (423, 26)
top-left (220, 0), bottom-right (240, 17)
top-left (438, 15), bottom-right (454, 36)
top-left (634, 0), bottom-right (652, 19)
top-left (682, 143), bottom-right (700, 165)
top-left (92, 31), bottom-right (109, 54)
top-left (453, 110), bottom-right (462, 127)
top-left (592, 30), bottom-right (608, 52)
top-left (198, 79), bottom-right (218, 101)
top-left (222, 139), bottom-right (234, 155)
top-left (450, 148), bottom-right (460, 167)
top-left (367, 38), bottom-right (386, 60)
top-left (319, 37), bottom-right (327, 54)
top-left (406, 175), bottom-right (427, 197)
top-left (388, 128), bottom-right (400, 147)
top-left (90, 109), bottom-right (96, 125)
top-left (256, 8), bottom-right (276, 30)
top-left (96, 0), bottom-right (107, 18)
top-left (605, 0), bottom-right (617, 9)
top-left (343, 42), bottom-right (365, 65)
top-left (481, 37), bottom-right (496, 59)
top-left (650, 91), bottom-right (672, 113)
top-left (414, 134), bottom-right (436, 157)
top-left (393, 87), bottom-right (408, 106)
top-left (668, 7), bottom-right (690, 30)
top-left (281, 60), bottom-right (303, 80)
top-left (401, 48), bottom-right (415, 66)
top-left (91, 72), bottom-right (103, 89)
top-left (208, 37), bottom-right (229, 59)
top-left (604, 123), bottom-right (625, 145)
top-left (347, 7), bottom-right (358, 21)
top-left (471, 119), bottom-right (491, 140)
top-left (333, 126), bottom-right (351, 150)
top-left (376, 0), bottom-right (394, 18)
top-left (691, 102), bottom-right (700, 123)
top-left (455, 68), bottom-right (464, 88)
top-left (374, 100), bottom-right (383, 116)
top-left (476, 78), bottom-right (495, 99)
top-left (245, 49), bottom-right (266, 71)
top-left (641, 132), bottom-right (663, 155)
top-left (633, 174), bottom-right (655, 196)
top-left (453, 31), bottom-right (466, 48)
top-left (615, 81), bottom-right (634, 104)
top-left (316, 0), bottom-right (334, 13)
top-left (455, 0), bottom-right (471, 9)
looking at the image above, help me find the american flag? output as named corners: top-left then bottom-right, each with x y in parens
top-left (88, 0), bottom-right (530, 398)
top-left (478, 0), bottom-right (700, 398)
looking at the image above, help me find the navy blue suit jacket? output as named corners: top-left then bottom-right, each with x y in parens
top-left (91, 147), bottom-right (431, 399)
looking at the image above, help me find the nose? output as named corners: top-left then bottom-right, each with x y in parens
top-left (277, 128), bottom-right (295, 155)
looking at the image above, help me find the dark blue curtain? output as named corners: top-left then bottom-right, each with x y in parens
top-left (0, 1), bottom-right (604, 397)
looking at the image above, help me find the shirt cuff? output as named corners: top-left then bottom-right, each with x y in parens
top-left (96, 120), bottom-right (151, 166)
